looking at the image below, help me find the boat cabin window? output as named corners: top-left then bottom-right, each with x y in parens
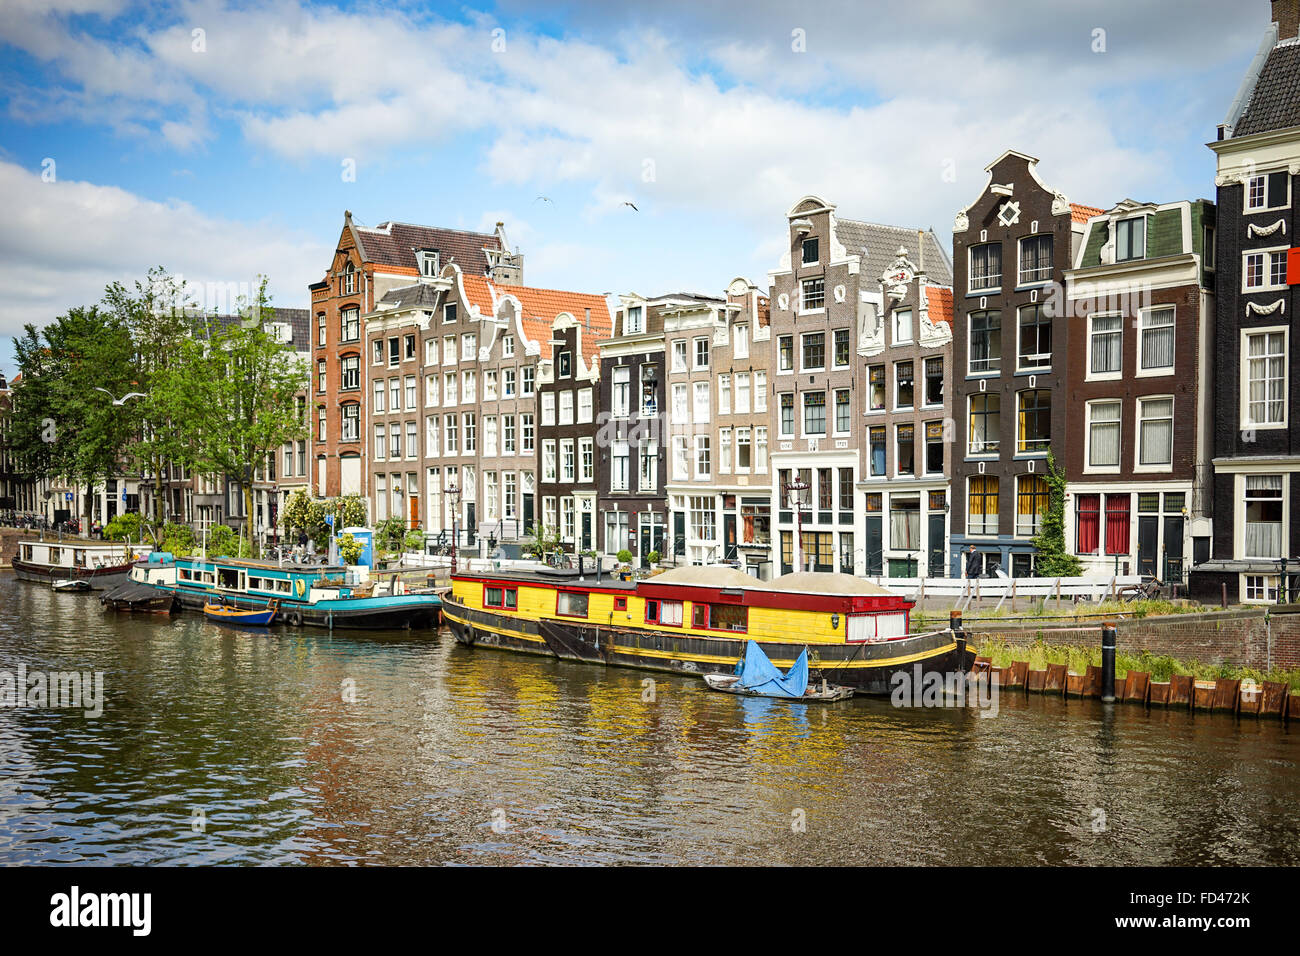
top-left (217, 568), bottom-right (242, 590)
top-left (485, 586), bottom-right (518, 610)
top-left (614, 597), bottom-right (628, 612)
top-left (556, 591), bottom-right (589, 618)
top-left (646, 599), bottom-right (683, 626)
top-left (692, 602), bottom-right (748, 632)
top-left (20, 546), bottom-right (32, 561)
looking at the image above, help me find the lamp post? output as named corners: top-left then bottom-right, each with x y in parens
top-left (447, 483), bottom-right (462, 574)
top-left (783, 476), bottom-right (809, 573)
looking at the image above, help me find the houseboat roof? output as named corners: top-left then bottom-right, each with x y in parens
top-left (650, 566), bottom-right (757, 589)
top-left (766, 572), bottom-right (895, 596)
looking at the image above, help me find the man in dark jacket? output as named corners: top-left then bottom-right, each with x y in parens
top-left (964, 544), bottom-right (981, 579)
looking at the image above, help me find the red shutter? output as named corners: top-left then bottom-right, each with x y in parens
top-left (1288, 247), bottom-right (1300, 285)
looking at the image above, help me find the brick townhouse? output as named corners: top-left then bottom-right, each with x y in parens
top-left (949, 151), bottom-right (1102, 577)
top-left (856, 248), bottom-right (954, 578)
top-left (767, 195), bottom-right (951, 576)
top-left (537, 304), bottom-right (614, 555)
top-left (364, 261), bottom-right (608, 553)
top-left (1063, 199), bottom-right (1216, 581)
top-left (308, 211), bottom-right (521, 505)
top-left (596, 293), bottom-right (673, 566)
top-left (1193, 0), bottom-right (1300, 603)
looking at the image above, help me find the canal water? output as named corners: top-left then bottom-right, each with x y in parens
top-left (0, 575), bottom-right (1297, 866)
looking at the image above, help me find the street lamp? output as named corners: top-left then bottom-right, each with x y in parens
top-left (782, 475), bottom-right (809, 573)
top-left (447, 483), bottom-right (462, 574)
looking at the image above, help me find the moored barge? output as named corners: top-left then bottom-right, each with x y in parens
top-left (13, 539), bottom-right (151, 590)
top-left (444, 565), bottom-right (972, 695)
top-left (121, 554), bottom-right (441, 630)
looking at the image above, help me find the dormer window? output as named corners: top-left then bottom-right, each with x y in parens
top-left (418, 249), bottom-right (440, 277)
top-left (1115, 217), bottom-right (1145, 262)
top-left (342, 261), bottom-right (356, 295)
top-left (625, 305), bottom-right (644, 335)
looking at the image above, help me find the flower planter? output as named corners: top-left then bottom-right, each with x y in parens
top-left (1193, 680), bottom-right (1216, 710)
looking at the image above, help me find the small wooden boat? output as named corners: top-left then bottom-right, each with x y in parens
top-left (703, 672), bottom-right (855, 702)
top-left (203, 600), bottom-right (278, 627)
top-left (52, 579), bottom-right (93, 593)
top-left (702, 642), bottom-right (855, 702)
top-left (102, 582), bottom-right (175, 613)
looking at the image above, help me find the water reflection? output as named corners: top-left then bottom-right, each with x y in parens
top-left (0, 576), bottom-right (1297, 865)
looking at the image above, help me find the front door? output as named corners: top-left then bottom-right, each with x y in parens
top-left (581, 511), bottom-right (592, 552)
top-left (673, 511), bottom-right (685, 558)
top-left (927, 512), bottom-right (946, 578)
top-left (465, 503), bottom-right (476, 547)
top-left (723, 514), bottom-right (737, 562)
top-left (409, 494), bottom-right (419, 530)
top-left (1138, 515), bottom-right (1159, 577)
top-left (523, 494), bottom-right (534, 535)
top-left (864, 516), bottom-right (883, 575)
top-left (1163, 515), bottom-right (1185, 582)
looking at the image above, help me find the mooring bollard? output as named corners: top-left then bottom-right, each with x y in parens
top-left (950, 609), bottom-right (962, 633)
top-left (1101, 622), bottom-right (1117, 702)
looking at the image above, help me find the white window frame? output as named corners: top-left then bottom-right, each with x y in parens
top-left (1134, 395), bottom-right (1174, 473)
top-left (968, 242), bottom-right (1001, 294)
top-left (1242, 246), bottom-right (1289, 293)
top-left (1083, 399), bottom-right (1122, 474)
top-left (1086, 312), bottom-right (1123, 382)
top-left (1240, 326), bottom-right (1289, 430)
top-left (1136, 306), bottom-right (1176, 376)
top-left (1245, 170), bottom-right (1292, 213)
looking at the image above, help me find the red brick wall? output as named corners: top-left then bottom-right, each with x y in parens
top-left (970, 606), bottom-right (1300, 671)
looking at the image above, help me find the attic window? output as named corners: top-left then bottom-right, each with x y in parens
top-left (418, 250), bottom-right (440, 277)
top-left (1247, 172), bottom-right (1290, 213)
top-left (1115, 217), bottom-right (1145, 262)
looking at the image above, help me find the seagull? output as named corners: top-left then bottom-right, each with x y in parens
top-left (94, 387), bottom-right (147, 406)
top-left (622, 201), bottom-right (639, 212)
top-left (534, 196), bottom-right (552, 204)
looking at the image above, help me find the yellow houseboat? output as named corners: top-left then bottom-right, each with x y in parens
top-left (444, 566), bottom-right (972, 695)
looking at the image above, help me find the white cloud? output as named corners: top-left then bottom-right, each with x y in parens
top-left (0, 159), bottom-right (328, 337)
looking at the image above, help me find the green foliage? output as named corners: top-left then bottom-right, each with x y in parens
top-left (206, 524), bottom-right (246, 558)
top-left (1029, 453), bottom-right (1082, 577)
top-left (103, 512), bottom-right (145, 542)
top-left (403, 528), bottom-right (426, 553)
top-left (160, 278), bottom-right (308, 557)
top-left (336, 533), bottom-right (365, 566)
top-left (646, 550), bottom-right (660, 565)
top-left (524, 524), bottom-right (561, 559)
top-left (159, 522), bottom-right (197, 557)
top-left (375, 517), bottom-right (409, 553)
top-left (616, 549), bottom-right (633, 565)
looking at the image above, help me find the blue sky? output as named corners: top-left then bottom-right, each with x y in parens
top-left (0, 0), bottom-right (1271, 379)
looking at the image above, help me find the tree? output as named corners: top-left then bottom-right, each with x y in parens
top-left (166, 279), bottom-right (308, 557)
top-left (10, 306), bottom-right (137, 527)
top-left (1031, 453), bottom-right (1082, 577)
top-left (105, 268), bottom-right (203, 540)
top-left (336, 533), bottom-right (364, 566)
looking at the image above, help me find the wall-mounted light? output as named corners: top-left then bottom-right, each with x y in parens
top-left (831, 613), bottom-right (840, 629)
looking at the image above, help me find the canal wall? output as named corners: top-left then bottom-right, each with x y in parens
top-left (0, 528), bottom-right (19, 569)
top-left (968, 605), bottom-right (1300, 671)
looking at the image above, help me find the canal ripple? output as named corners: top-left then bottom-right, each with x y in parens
top-left (0, 575), bottom-right (1297, 865)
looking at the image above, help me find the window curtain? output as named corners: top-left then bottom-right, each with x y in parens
top-left (1139, 399), bottom-right (1173, 465)
top-left (1141, 310), bottom-right (1174, 369)
top-left (1076, 495), bottom-right (1100, 554)
top-left (1104, 495), bottom-right (1130, 555)
top-left (1089, 403), bottom-right (1120, 466)
top-left (890, 506), bottom-right (920, 549)
top-left (1091, 315), bottom-right (1121, 372)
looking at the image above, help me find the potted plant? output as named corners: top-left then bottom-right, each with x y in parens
top-left (616, 549), bottom-right (634, 580)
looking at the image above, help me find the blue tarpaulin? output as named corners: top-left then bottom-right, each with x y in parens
top-left (737, 641), bottom-right (809, 698)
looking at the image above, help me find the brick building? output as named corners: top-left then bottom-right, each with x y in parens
top-left (1063, 199), bottom-right (1216, 580)
top-left (308, 212), bottom-right (521, 505)
top-left (949, 151), bottom-right (1101, 577)
top-left (767, 195), bottom-right (950, 576)
top-left (1194, 0), bottom-right (1300, 603)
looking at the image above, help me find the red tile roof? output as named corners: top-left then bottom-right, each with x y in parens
top-left (1070, 203), bottom-right (1105, 224)
top-left (495, 282), bottom-right (613, 359)
top-left (924, 286), bottom-right (953, 327)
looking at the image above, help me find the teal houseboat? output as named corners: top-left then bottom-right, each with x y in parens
top-left (119, 554), bottom-right (441, 630)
